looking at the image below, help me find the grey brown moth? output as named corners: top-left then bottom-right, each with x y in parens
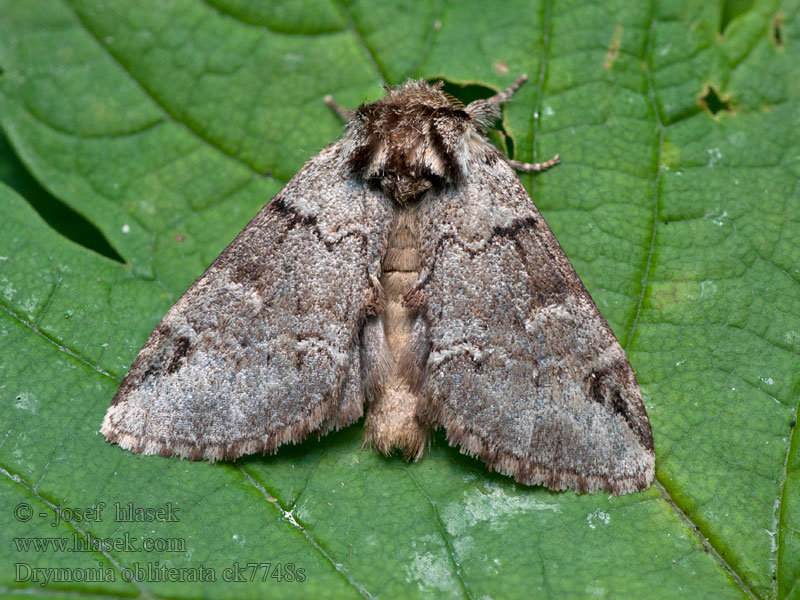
top-left (102, 75), bottom-right (654, 495)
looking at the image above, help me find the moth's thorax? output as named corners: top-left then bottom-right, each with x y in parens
top-left (344, 80), bottom-right (481, 205)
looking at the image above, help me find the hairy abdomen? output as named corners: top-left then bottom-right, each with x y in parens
top-left (363, 209), bottom-right (428, 459)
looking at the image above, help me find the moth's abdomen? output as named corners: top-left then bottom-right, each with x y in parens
top-left (363, 210), bottom-right (428, 459)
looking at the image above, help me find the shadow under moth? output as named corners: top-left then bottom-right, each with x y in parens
top-left (102, 75), bottom-right (654, 495)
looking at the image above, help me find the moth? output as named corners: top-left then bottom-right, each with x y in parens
top-left (103, 75), bottom-right (654, 495)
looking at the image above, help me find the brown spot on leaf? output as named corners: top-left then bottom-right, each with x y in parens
top-left (603, 25), bottom-right (623, 70)
top-left (494, 61), bottom-right (509, 75)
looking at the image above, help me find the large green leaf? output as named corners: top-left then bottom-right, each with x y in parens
top-left (1, 0), bottom-right (798, 597)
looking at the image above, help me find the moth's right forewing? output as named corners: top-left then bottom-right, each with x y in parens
top-left (414, 150), bottom-right (654, 494)
top-left (103, 142), bottom-right (394, 461)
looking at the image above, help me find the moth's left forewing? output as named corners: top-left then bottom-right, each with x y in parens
top-left (414, 149), bottom-right (654, 494)
top-left (103, 142), bottom-right (394, 461)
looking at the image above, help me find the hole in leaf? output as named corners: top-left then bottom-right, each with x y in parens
top-left (0, 129), bottom-right (124, 263)
top-left (438, 80), bottom-right (495, 107)
top-left (719, 0), bottom-right (755, 34)
top-left (699, 85), bottom-right (732, 115)
top-left (772, 14), bottom-right (784, 47)
top-left (436, 79), bottom-right (516, 158)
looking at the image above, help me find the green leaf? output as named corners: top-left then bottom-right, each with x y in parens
top-left (0, 0), bottom-right (798, 597)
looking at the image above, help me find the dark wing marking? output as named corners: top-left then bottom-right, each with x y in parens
top-left (103, 142), bottom-right (393, 461)
top-left (413, 150), bottom-right (654, 494)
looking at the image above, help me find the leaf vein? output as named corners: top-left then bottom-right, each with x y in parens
top-left (0, 301), bottom-right (117, 382)
top-left (776, 379), bottom-right (800, 596)
top-left (403, 467), bottom-right (474, 600)
top-left (0, 463), bottom-right (157, 598)
top-left (654, 481), bottom-right (759, 600)
top-left (237, 465), bottom-right (375, 599)
top-left (63, 2), bottom-right (263, 177)
top-left (330, 0), bottom-right (388, 83)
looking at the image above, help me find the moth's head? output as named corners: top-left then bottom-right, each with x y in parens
top-left (344, 79), bottom-right (500, 205)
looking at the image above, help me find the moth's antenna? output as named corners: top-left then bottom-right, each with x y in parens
top-left (324, 95), bottom-right (353, 122)
top-left (487, 74), bottom-right (528, 107)
top-left (465, 74), bottom-right (528, 129)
